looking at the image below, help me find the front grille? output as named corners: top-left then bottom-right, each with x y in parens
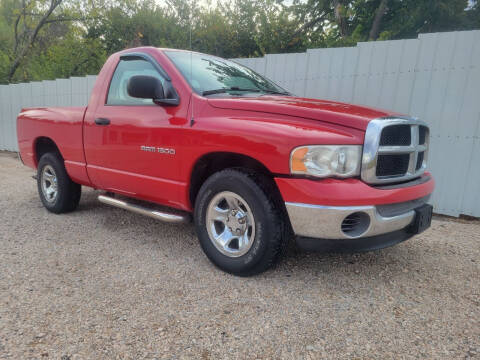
top-left (419, 126), bottom-right (427, 145)
top-left (377, 154), bottom-right (410, 177)
top-left (380, 125), bottom-right (411, 146)
top-left (362, 118), bottom-right (429, 184)
top-left (416, 152), bottom-right (424, 170)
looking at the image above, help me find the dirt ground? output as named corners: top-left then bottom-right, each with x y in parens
top-left (0, 151), bottom-right (479, 359)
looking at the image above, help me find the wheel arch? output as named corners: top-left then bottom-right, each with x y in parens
top-left (34, 137), bottom-right (63, 166)
top-left (189, 151), bottom-right (279, 208)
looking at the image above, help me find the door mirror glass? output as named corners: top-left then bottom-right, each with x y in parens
top-left (127, 75), bottom-right (165, 100)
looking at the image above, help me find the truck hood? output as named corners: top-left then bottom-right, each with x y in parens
top-left (207, 96), bottom-right (400, 131)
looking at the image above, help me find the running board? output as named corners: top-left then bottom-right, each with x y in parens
top-left (98, 195), bottom-right (190, 223)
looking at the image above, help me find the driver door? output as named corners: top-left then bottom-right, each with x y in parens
top-left (83, 55), bottom-right (187, 208)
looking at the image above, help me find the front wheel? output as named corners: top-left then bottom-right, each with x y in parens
top-left (194, 169), bottom-right (289, 276)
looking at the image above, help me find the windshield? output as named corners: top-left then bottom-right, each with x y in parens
top-left (164, 50), bottom-right (289, 97)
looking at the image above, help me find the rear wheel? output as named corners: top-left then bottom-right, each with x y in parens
top-left (194, 169), bottom-right (289, 276)
top-left (37, 152), bottom-right (81, 213)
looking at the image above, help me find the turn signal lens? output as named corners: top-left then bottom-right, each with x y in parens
top-left (290, 147), bottom-right (308, 172)
top-left (290, 145), bottom-right (362, 178)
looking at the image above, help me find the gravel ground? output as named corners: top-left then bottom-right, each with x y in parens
top-left (0, 151), bottom-right (479, 360)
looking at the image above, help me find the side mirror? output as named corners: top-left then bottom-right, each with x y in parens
top-left (127, 75), bottom-right (179, 106)
top-left (127, 75), bottom-right (165, 100)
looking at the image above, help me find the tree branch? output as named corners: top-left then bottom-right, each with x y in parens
top-left (369, 0), bottom-right (388, 41)
top-left (13, 12), bottom-right (21, 54)
top-left (44, 16), bottom-right (87, 24)
top-left (7, 0), bottom-right (64, 82)
top-left (334, 0), bottom-right (347, 38)
top-left (291, 12), bottom-right (327, 39)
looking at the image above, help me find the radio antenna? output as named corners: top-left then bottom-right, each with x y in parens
top-left (189, 1), bottom-right (195, 127)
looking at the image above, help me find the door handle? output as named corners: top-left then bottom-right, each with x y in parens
top-left (95, 118), bottom-right (111, 126)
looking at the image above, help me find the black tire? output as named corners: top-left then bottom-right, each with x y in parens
top-left (37, 152), bottom-right (81, 213)
top-left (194, 168), bottom-right (290, 276)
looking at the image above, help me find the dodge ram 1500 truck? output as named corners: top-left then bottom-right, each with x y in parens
top-left (17, 47), bottom-right (434, 276)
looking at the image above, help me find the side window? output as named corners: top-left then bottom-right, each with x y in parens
top-left (107, 58), bottom-right (165, 105)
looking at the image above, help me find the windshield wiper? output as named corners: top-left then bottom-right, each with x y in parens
top-left (261, 90), bottom-right (290, 95)
top-left (202, 87), bottom-right (262, 96)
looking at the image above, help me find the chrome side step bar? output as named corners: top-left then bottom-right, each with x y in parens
top-left (98, 195), bottom-right (190, 224)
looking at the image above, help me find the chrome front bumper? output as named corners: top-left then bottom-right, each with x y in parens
top-left (285, 202), bottom-right (419, 240)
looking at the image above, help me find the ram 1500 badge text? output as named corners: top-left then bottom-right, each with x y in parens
top-left (17, 47), bottom-right (434, 276)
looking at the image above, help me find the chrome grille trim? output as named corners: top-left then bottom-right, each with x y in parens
top-left (361, 117), bottom-right (429, 184)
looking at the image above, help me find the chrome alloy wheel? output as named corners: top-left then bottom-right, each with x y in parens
top-left (206, 191), bottom-right (256, 258)
top-left (41, 165), bottom-right (58, 203)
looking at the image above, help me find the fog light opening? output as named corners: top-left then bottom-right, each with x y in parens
top-left (341, 212), bottom-right (370, 238)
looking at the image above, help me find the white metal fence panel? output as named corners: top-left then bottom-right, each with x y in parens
top-left (0, 75), bottom-right (98, 152)
top-left (0, 30), bottom-right (479, 217)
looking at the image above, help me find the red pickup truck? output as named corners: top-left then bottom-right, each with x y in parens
top-left (17, 47), bottom-right (434, 276)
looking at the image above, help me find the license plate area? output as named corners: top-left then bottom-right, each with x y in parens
top-left (409, 204), bottom-right (433, 234)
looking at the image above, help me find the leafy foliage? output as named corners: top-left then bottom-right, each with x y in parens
top-left (0, 0), bottom-right (478, 84)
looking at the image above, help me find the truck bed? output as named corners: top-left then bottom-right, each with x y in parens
top-left (17, 106), bottom-right (88, 182)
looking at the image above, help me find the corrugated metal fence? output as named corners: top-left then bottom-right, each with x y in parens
top-left (0, 76), bottom-right (97, 152)
top-left (0, 31), bottom-right (479, 217)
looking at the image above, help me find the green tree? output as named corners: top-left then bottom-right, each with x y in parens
top-left (291, 0), bottom-right (479, 46)
top-left (0, 0), bottom-right (104, 83)
top-left (0, 0), bottom-right (478, 83)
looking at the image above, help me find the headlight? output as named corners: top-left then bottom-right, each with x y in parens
top-left (290, 145), bottom-right (362, 178)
